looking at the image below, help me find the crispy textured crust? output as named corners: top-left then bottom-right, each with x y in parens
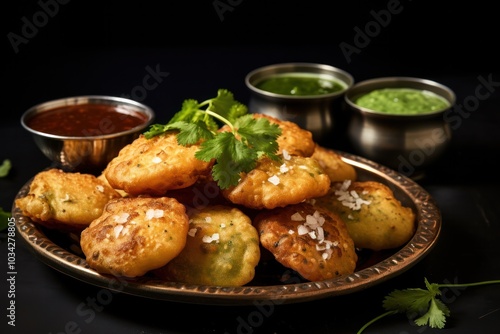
top-left (80, 196), bottom-right (189, 277)
top-left (15, 168), bottom-right (121, 231)
top-left (153, 205), bottom-right (260, 286)
top-left (311, 145), bottom-right (357, 182)
top-left (251, 114), bottom-right (316, 157)
top-left (254, 202), bottom-right (357, 281)
top-left (96, 173), bottom-right (129, 197)
top-left (222, 154), bottom-right (331, 210)
top-left (104, 133), bottom-right (214, 196)
top-left (312, 180), bottom-right (416, 251)
top-left (165, 176), bottom-right (231, 210)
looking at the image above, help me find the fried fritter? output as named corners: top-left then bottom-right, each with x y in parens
top-left (97, 172), bottom-right (129, 197)
top-left (222, 153), bottom-right (331, 210)
top-left (311, 145), bottom-right (357, 182)
top-left (254, 202), bottom-right (357, 281)
top-left (153, 205), bottom-right (260, 286)
top-left (80, 196), bottom-right (189, 277)
top-left (252, 114), bottom-right (316, 157)
top-left (311, 180), bottom-right (416, 251)
top-left (104, 133), bottom-right (213, 196)
top-left (165, 175), bottom-right (230, 210)
top-left (15, 168), bottom-right (121, 231)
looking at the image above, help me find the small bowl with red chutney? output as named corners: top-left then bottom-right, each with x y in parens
top-left (21, 95), bottom-right (155, 174)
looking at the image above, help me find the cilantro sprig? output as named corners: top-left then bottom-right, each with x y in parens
top-left (358, 277), bottom-right (500, 333)
top-left (143, 89), bottom-right (282, 189)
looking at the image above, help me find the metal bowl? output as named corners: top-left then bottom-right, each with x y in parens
top-left (344, 77), bottom-right (456, 178)
top-left (245, 63), bottom-right (354, 143)
top-left (21, 95), bottom-right (155, 174)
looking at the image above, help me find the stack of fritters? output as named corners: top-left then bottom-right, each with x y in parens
top-left (15, 113), bottom-right (416, 286)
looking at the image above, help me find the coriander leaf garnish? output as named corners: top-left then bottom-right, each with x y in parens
top-left (170, 121), bottom-right (215, 146)
top-left (234, 114), bottom-right (281, 159)
top-left (383, 278), bottom-right (450, 329)
top-left (198, 132), bottom-right (257, 189)
top-left (357, 277), bottom-right (500, 333)
top-left (143, 89), bottom-right (282, 189)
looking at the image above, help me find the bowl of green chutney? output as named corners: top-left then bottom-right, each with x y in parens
top-left (245, 63), bottom-right (354, 143)
top-left (344, 76), bottom-right (456, 179)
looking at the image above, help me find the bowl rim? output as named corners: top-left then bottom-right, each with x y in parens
top-left (245, 62), bottom-right (354, 100)
top-left (20, 95), bottom-right (155, 140)
top-left (344, 76), bottom-right (456, 117)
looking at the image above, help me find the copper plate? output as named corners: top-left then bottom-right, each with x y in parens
top-left (13, 151), bottom-right (441, 305)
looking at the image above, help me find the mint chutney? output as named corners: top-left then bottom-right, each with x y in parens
top-left (256, 73), bottom-right (345, 96)
top-left (354, 88), bottom-right (450, 114)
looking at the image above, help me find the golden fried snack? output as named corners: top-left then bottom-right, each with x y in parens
top-left (80, 196), bottom-right (189, 277)
top-left (311, 180), bottom-right (416, 251)
top-left (15, 168), bottom-right (121, 231)
top-left (254, 202), bottom-right (357, 281)
top-left (219, 113), bottom-right (316, 157)
top-left (311, 145), bottom-right (357, 182)
top-left (153, 205), bottom-right (260, 286)
top-left (97, 173), bottom-right (128, 197)
top-left (222, 153), bottom-right (330, 210)
top-left (165, 175), bottom-right (230, 210)
top-left (104, 133), bottom-right (214, 196)
top-left (253, 114), bottom-right (316, 157)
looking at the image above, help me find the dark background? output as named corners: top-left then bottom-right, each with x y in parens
top-left (5, 0), bottom-right (498, 125)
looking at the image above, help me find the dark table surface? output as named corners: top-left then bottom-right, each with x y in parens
top-left (2, 1), bottom-right (500, 333)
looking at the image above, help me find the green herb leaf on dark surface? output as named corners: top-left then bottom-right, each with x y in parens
top-left (0, 159), bottom-right (12, 177)
top-left (357, 277), bottom-right (500, 333)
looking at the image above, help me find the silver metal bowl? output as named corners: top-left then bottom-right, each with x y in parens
top-left (21, 95), bottom-right (155, 174)
top-left (245, 63), bottom-right (354, 143)
top-left (344, 77), bottom-right (456, 178)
